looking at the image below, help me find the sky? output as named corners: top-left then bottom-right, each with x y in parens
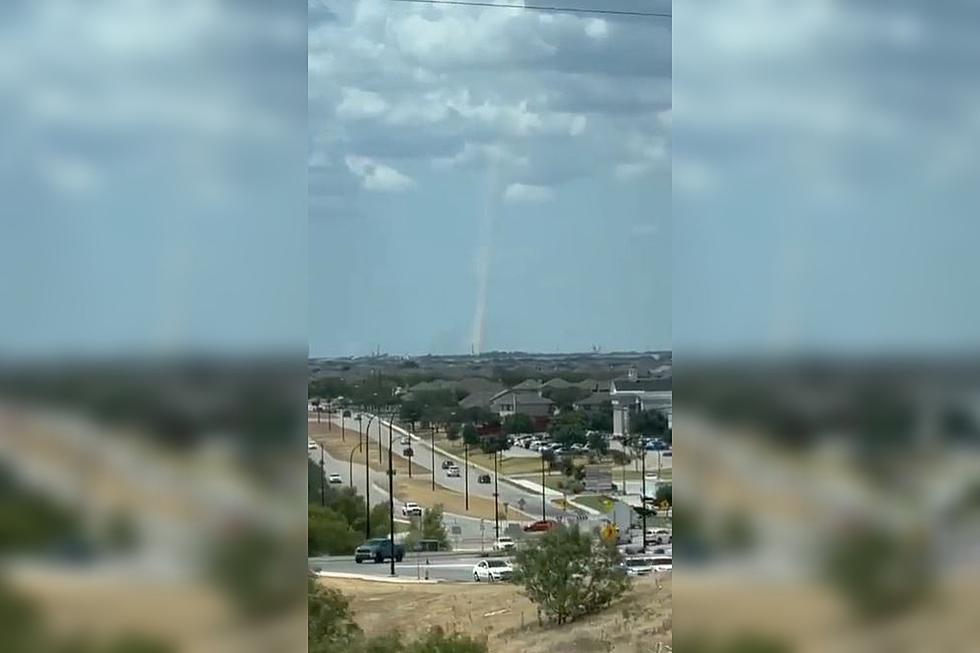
top-left (308, 0), bottom-right (672, 357)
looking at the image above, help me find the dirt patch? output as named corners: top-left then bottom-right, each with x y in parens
top-left (320, 575), bottom-right (672, 653)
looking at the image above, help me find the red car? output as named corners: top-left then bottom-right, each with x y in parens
top-left (523, 520), bottom-right (558, 533)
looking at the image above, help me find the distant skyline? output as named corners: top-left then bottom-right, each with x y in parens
top-left (309, 0), bottom-right (671, 358)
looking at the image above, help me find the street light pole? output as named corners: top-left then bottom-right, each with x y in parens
top-left (464, 443), bottom-right (469, 511)
top-left (430, 422), bottom-right (436, 491)
top-left (641, 442), bottom-right (647, 549)
top-left (540, 452), bottom-right (546, 521)
top-left (319, 445), bottom-right (325, 507)
top-left (341, 416), bottom-right (346, 443)
top-left (493, 450), bottom-right (500, 540)
top-left (387, 414), bottom-right (396, 577)
top-left (349, 434), bottom-right (362, 489)
top-left (362, 414), bottom-right (376, 540)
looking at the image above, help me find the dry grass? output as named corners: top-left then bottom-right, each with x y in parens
top-left (321, 575), bottom-right (672, 653)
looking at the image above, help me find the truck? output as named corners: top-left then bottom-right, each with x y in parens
top-left (354, 538), bottom-right (405, 564)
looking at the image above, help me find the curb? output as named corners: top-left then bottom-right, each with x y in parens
top-left (314, 570), bottom-right (443, 584)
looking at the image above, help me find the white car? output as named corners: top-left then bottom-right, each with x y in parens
top-left (645, 528), bottom-right (671, 545)
top-left (649, 556), bottom-right (672, 572)
top-left (473, 559), bottom-right (513, 582)
top-left (400, 436), bottom-right (411, 446)
top-left (328, 473), bottom-right (342, 484)
top-left (308, 439), bottom-right (318, 451)
top-left (623, 557), bottom-right (654, 577)
top-left (401, 502), bottom-right (423, 517)
top-left (492, 536), bottom-right (516, 552)
top-left (446, 465), bottom-right (460, 478)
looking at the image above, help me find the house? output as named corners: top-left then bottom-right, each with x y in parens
top-left (610, 368), bottom-right (672, 437)
top-left (488, 389), bottom-right (555, 419)
top-left (576, 378), bottom-right (611, 394)
top-left (543, 377), bottom-right (576, 390)
top-left (573, 392), bottom-right (612, 413)
top-left (512, 379), bottom-right (543, 392)
top-left (458, 389), bottom-right (499, 411)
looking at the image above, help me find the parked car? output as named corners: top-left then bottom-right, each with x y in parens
top-left (623, 557), bottom-right (654, 577)
top-left (441, 460), bottom-right (453, 470)
top-left (663, 451), bottom-right (672, 457)
top-left (401, 502), bottom-right (423, 517)
top-left (473, 559), bottom-right (513, 582)
top-left (328, 473), bottom-right (342, 484)
top-left (477, 474), bottom-right (491, 484)
top-left (649, 556), bottom-right (672, 572)
top-left (446, 465), bottom-right (460, 478)
top-left (492, 536), bottom-right (516, 552)
top-left (523, 520), bottom-right (558, 533)
top-left (645, 528), bottom-right (671, 544)
top-left (343, 409), bottom-right (352, 417)
top-left (354, 538), bottom-right (405, 564)
top-left (308, 439), bottom-right (318, 450)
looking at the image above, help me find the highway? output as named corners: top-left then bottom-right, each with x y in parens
top-left (310, 552), bottom-right (510, 583)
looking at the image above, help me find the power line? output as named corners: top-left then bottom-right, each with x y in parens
top-left (386, 0), bottom-right (671, 19)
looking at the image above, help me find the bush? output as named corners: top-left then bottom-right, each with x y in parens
top-left (445, 423), bottom-right (460, 441)
top-left (654, 484), bottom-right (672, 507)
top-left (513, 525), bottom-right (629, 624)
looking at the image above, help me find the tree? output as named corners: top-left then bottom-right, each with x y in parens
top-left (502, 412), bottom-right (534, 435)
top-left (587, 404), bottom-right (613, 432)
top-left (445, 422), bottom-right (461, 441)
top-left (654, 483), bottom-right (672, 507)
top-left (406, 503), bottom-right (450, 551)
top-left (549, 411), bottom-right (588, 447)
top-left (543, 387), bottom-right (589, 411)
top-left (462, 423), bottom-right (480, 447)
top-left (399, 401), bottom-right (423, 433)
top-left (513, 525), bottom-right (629, 625)
top-left (308, 577), bottom-right (362, 653)
top-left (480, 434), bottom-right (509, 455)
top-left (308, 506), bottom-right (360, 556)
top-left (587, 431), bottom-right (609, 455)
top-left (629, 409), bottom-right (667, 437)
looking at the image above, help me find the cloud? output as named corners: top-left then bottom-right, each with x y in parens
top-left (503, 183), bottom-right (554, 203)
top-left (344, 155), bottom-right (415, 192)
top-left (336, 87), bottom-right (388, 119)
top-left (585, 18), bottom-right (609, 40)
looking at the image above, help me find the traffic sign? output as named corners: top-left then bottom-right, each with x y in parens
top-left (518, 498), bottom-right (526, 511)
top-left (451, 525), bottom-right (462, 535)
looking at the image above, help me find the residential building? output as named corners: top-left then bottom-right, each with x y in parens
top-left (488, 389), bottom-right (555, 419)
top-left (610, 368), bottom-right (672, 437)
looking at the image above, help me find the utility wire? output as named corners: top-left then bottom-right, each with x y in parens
top-left (386, 0), bottom-right (671, 19)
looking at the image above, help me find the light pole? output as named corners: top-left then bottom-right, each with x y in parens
top-left (464, 443), bottom-right (469, 511)
top-left (348, 434), bottom-right (362, 489)
top-left (319, 444), bottom-right (325, 507)
top-left (358, 414), bottom-right (377, 540)
top-left (540, 452), bottom-right (547, 521)
top-left (341, 414), bottom-right (346, 442)
top-left (387, 411), bottom-right (396, 577)
top-left (641, 439), bottom-right (647, 549)
top-left (493, 449), bottom-right (500, 540)
top-left (430, 422), bottom-right (436, 491)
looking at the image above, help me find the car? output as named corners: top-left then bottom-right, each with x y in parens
top-left (663, 451), bottom-right (672, 457)
top-left (473, 559), bottom-right (513, 582)
top-left (400, 436), bottom-right (411, 446)
top-left (645, 528), bottom-right (671, 544)
top-left (308, 440), bottom-right (318, 450)
top-left (401, 502), bottom-right (423, 517)
top-left (523, 519), bottom-right (558, 533)
top-left (492, 536), bottom-right (516, 552)
top-left (354, 538), bottom-right (405, 564)
top-left (328, 473), bottom-right (342, 484)
top-left (441, 460), bottom-right (453, 470)
top-left (649, 556), bottom-right (672, 572)
top-left (477, 474), bottom-right (491, 484)
top-left (403, 447), bottom-right (414, 457)
top-left (623, 557), bottom-right (654, 577)
top-left (446, 465), bottom-right (460, 477)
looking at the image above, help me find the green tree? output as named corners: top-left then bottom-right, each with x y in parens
top-left (654, 484), bottom-right (672, 507)
top-left (405, 504), bottom-right (450, 551)
top-left (479, 434), bottom-right (509, 455)
top-left (309, 505), bottom-right (360, 556)
top-left (502, 412), bottom-right (534, 435)
top-left (445, 422), bottom-right (461, 441)
top-left (461, 423), bottom-right (479, 447)
top-left (587, 404), bottom-right (613, 432)
top-left (513, 525), bottom-right (629, 625)
top-left (587, 431), bottom-right (609, 455)
top-left (543, 387), bottom-right (589, 410)
top-left (549, 411), bottom-right (588, 447)
top-left (399, 401), bottom-right (423, 433)
top-left (308, 577), bottom-right (362, 653)
top-left (629, 409), bottom-right (667, 437)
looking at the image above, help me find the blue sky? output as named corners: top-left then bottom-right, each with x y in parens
top-left (308, 0), bottom-right (672, 357)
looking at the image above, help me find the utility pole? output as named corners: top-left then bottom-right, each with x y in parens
top-left (341, 416), bottom-right (345, 443)
top-left (641, 444), bottom-right (647, 549)
top-left (493, 450), bottom-right (500, 540)
top-left (430, 422), bottom-right (436, 491)
top-left (464, 443), bottom-right (469, 511)
top-left (319, 445), bottom-right (325, 507)
top-left (387, 415), bottom-right (396, 577)
top-left (540, 452), bottom-right (546, 521)
top-left (363, 415), bottom-right (375, 540)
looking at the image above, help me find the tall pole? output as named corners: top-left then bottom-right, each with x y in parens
top-left (430, 423), bottom-right (436, 491)
top-left (341, 416), bottom-right (346, 443)
top-left (364, 415), bottom-right (375, 540)
top-left (493, 450), bottom-right (500, 540)
top-left (378, 407), bottom-right (383, 464)
top-left (388, 415), bottom-right (396, 577)
top-left (540, 452), bottom-right (547, 521)
top-left (319, 445), bottom-right (325, 507)
top-left (641, 443), bottom-right (647, 548)
top-left (464, 443), bottom-right (469, 511)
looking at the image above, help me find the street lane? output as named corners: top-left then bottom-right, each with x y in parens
top-left (310, 553), bottom-right (513, 583)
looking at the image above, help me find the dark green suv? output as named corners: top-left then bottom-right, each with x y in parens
top-left (354, 538), bottom-right (405, 564)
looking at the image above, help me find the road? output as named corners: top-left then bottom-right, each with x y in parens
top-left (310, 552), bottom-right (509, 583)
top-left (316, 414), bottom-right (566, 522)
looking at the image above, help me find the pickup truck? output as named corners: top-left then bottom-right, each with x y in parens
top-left (354, 538), bottom-right (405, 564)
